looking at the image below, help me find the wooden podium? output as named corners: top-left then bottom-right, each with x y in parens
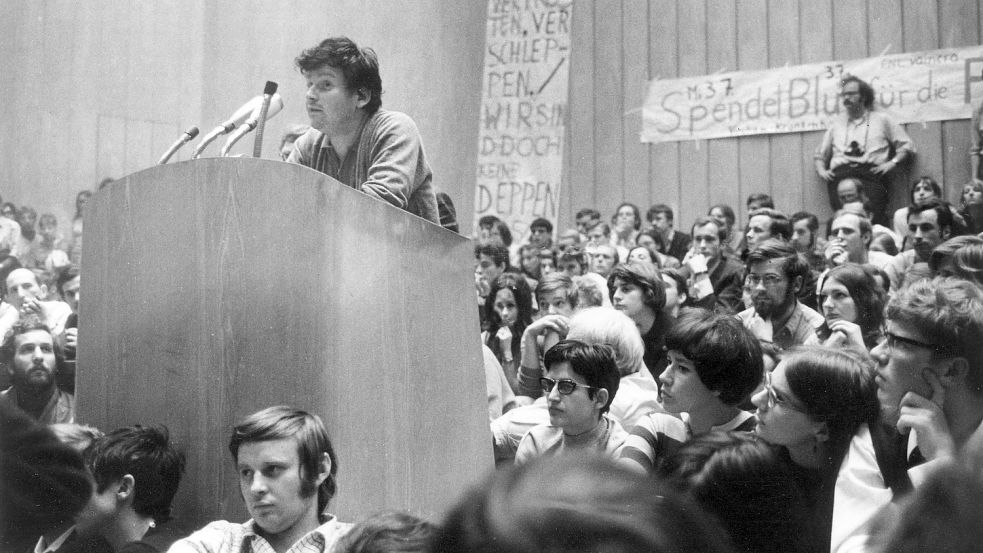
top-left (77, 158), bottom-right (490, 533)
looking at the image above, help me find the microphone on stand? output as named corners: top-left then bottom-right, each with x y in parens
top-left (220, 91), bottom-right (283, 157)
top-left (157, 126), bottom-right (200, 165)
top-left (252, 81), bottom-right (278, 158)
top-left (191, 96), bottom-right (263, 159)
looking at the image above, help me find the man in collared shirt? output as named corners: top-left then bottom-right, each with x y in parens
top-left (0, 316), bottom-right (74, 424)
top-left (168, 406), bottom-right (351, 553)
top-left (815, 75), bottom-right (914, 225)
top-left (737, 239), bottom-right (823, 351)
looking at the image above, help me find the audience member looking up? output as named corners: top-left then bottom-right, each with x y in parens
top-left (0, 316), bottom-right (74, 424)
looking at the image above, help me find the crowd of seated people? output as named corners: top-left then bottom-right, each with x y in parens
top-left (7, 167), bottom-right (983, 553)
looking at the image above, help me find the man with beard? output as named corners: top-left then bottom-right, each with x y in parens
top-left (736, 239), bottom-right (823, 350)
top-left (884, 199), bottom-right (952, 291)
top-left (814, 75), bottom-right (914, 224)
top-left (0, 316), bottom-right (74, 423)
top-left (831, 277), bottom-right (983, 552)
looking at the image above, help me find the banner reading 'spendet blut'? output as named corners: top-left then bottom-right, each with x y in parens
top-left (642, 46), bottom-right (983, 143)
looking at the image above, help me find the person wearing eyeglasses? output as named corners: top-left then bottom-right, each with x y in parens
top-left (737, 239), bottom-right (824, 351)
top-left (830, 277), bottom-right (983, 553)
top-left (814, 75), bottom-right (914, 225)
top-left (619, 309), bottom-right (762, 474)
top-left (750, 346), bottom-right (879, 553)
top-left (513, 340), bottom-right (625, 466)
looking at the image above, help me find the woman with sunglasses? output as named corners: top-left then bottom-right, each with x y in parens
top-left (751, 346), bottom-right (879, 553)
top-left (817, 263), bottom-right (886, 351)
top-left (514, 340), bottom-right (626, 465)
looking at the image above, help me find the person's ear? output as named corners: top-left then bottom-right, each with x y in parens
top-left (594, 388), bottom-right (609, 410)
top-left (935, 357), bottom-right (967, 388)
top-left (862, 232), bottom-right (872, 249)
top-left (942, 225), bottom-right (952, 240)
top-left (117, 475), bottom-right (136, 503)
top-left (315, 452), bottom-right (331, 486)
top-left (354, 88), bottom-right (370, 110)
top-left (39, 283), bottom-right (48, 297)
top-left (792, 275), bottom-right (804, 294)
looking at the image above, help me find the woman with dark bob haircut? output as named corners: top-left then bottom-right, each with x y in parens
top-left (817, 262), bottom-right (886, 350)
top-left (429, 452), bottom-right (736, 553)
top-left (751, 346), bottom-right (879, 553)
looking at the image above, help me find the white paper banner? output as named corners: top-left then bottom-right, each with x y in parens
top-left (472, 0), bottom-right (572, 243)
top-left (642, 45), bottom-right (983, 143)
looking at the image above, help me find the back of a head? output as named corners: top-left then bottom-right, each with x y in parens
top-left (50, 423), bottom-right (104, 453)
top-left (229, 405), bottom-right (339, 513)
top-left (659, 432), bottom-right (809, 553)
top-left (429, 452), bottom-right (736, 553)
top-left (665, 308), bottom-right (763, 406)
top-left (85, 425), bottom-right (185, 523)
top-left (566, 307), bottom-right (645, 377)
top-left (0, 402), bottom-right (92, 549)
top-left (332, 510), bottom-right (434, 553)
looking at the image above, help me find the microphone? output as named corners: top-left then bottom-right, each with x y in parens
top-left (252, 81), bottom-right (278, 158)
top-left (157, 126), bottom-right (200, 165)
top-left (220, 91), bottom-right (283, 156)
top-left (191, 96), bottom-right (263, 159)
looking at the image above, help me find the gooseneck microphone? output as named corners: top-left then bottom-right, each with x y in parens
top-left (252, 81), bottom-right (279, 158)
top-left (220, 87), bottom-right (283, 157)
top-left (191, 96), bottom-right (264, 159)
top-left (157, 126), bottom-right (200, 165)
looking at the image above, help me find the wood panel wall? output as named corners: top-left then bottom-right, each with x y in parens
top-left (561, 0), bottom-right (983, 236)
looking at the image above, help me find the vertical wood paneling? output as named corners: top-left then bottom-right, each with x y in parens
top-left (939, 1), bottom-right (980, 200)
top-left (704, 0), bottom-right (740, 232)
top-left (677, 0), bottom-right (709, 229)
top-left (648, 0), bottom-right (681, 213)
top-left (767, 0), bottom-right (802, 214)
top-left (798, 0), bottom-right (834, 221)
top-left (866, 0), bottom-right (907, 212)
top-left (902, 0), bottom-right (943, 204)
top-left (623, 0), bottom-right (650, 211)
top-left (568, 0), bottom-right (597, 221)
top-left (593, 0), bottom-right (625, 219)
top-left (736, 0), bottom-right (770, 225)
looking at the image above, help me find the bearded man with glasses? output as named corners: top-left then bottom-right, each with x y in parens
top-left (514, 340), bottom-right (625, 465)
top-left (737, 239), bottom-right (824, 350)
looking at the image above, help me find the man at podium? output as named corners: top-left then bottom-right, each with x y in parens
top-left (287, 37), bottom-right (440, 224)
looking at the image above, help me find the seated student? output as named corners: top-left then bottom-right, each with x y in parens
top-left (750, 346), bottom-right (879, 553)
top-left (429, 453), bottom-right (735, 553)
top-left (658, 432), bottom-right (811, 553)
top-left (608, 262), bottom-right (673, 374)
top-left (0, 316), bottom-right (75, 424)
top-left (169, 406), bottom-right (351, 553)
top-left (0, 267), bottom-right (73, 340)
top-left (482, 273), bottom-right (534, 393)
top-left (76, 425), bottom-right (185, 553)
top-left (514, 341), bottom-right (626, 465)
top-left (492, 307), bottom-right (662, 465)
top-left (332, 511), bottom-right (434, 553)
top-left (620, 309), bottom-right (761, 473)
top-left (535, 272), bottom-right (578, 319)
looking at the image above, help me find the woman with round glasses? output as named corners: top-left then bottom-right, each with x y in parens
top-left (817, 263), bottom-right (886, 350)
top-left (751, 346), bottom-right (879, 553)
top-left (483, 273), bottom-right (534, 391)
